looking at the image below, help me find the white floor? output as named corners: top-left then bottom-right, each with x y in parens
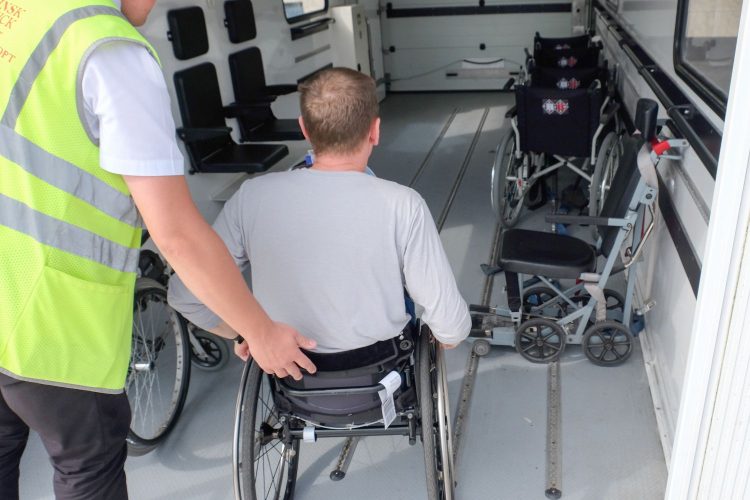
top-left (19, 93), bottom-right (667, 499)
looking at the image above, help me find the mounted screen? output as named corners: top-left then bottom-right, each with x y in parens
top-left (675, 0), bottom-right (741, 117)
top-left (282, 0), bottom-right (327, 23)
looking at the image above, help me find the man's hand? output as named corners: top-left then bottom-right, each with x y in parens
top-left (234, 340), bottom-right (250, 362)
top-left (441, 342), bottom-right (458, 350)
top-left (243, 322), bottom-right (317, 380)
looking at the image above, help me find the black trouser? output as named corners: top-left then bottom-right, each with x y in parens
top-left (0, 373), bottom-right (130, 500)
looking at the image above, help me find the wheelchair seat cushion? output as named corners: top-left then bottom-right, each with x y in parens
top-left (499, 228), bottom-right (597, 279)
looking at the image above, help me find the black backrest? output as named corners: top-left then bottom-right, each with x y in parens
top-left (534, 46), bottom-right (600, 69)
top-left (173, 63), bottom-right (231, 158)
top-left (224, 0), bottom-right (257, 43)
top-left (531, 66), bottom-right (603, 90)
top-left (534, 33), bottom-right (590, 51)
top-left (167, 7), bottom-right (209, 60)
top-left (515, 85), bottom-right (602, 157)
top-left (228, 47), bottom-right (267, 102)
top-left (599, 136), bottom-right (646, 257)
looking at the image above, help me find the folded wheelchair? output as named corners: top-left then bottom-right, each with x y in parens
top-left (232, 325), bottom-right (456, 499)
top-left (476, 99), bottom-right (682, 365)
top-left (492, 33), bottom-right (621, 229)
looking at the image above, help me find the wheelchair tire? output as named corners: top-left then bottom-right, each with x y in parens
top-left (126, 278), bottom-right (191, 456)
top-left (589, 132), bottom-right (621, 228)
top-left (233, 360), bottom-right (299, 500)
top-left (515, 317), bottom-right (566, 363)
top-left (491, 129), bottom-right (526, 228)
top-left (582, 320), bottom-right (634, 366)
top-left (418, 328), bottom-right (456, 500)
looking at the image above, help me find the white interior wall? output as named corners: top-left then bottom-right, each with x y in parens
top-left (381, 0), bottom-right (573, 91)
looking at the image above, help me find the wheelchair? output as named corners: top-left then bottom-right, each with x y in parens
top-left (491, 78), bottom-right (620, 228)
top-left (232, 324), bottom-right (456, 500)
top-left (477, 99), bottom-right (683, 365)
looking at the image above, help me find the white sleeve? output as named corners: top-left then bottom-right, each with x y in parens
top-left (402, 196), bottom-right (471, 345)
top-left (81, 42), bottom-right (185, 176)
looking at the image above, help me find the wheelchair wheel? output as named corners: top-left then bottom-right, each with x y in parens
top-left (188, 324), bottom-right (230, 371)
top-left (515, 317), bottom-right (566, 363)
top-left (234, 361), bottom-right (299, 500)
top-left (589, 131), bottom-right (621, 222)
top-left (582, 320), bottom-right (634, 366)
top-left (126, 278), bottom-right (191, 456)
top-left (491, 129), bottom-right (526, 228)
top-left (418, 328), bottom-right (456, 500)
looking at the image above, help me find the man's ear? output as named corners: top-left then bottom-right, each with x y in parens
top-left (370, 117), bottom-right (381, 146)
top-left (298, 116), bottom-right (311, 142)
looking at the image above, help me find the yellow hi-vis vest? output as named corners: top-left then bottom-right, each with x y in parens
top-left (0, 0), bottom-right (158, 392)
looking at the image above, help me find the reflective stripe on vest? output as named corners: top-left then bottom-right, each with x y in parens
top-left (0, 0), bottom-right (159, 392)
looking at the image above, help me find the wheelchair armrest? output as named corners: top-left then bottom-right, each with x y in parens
top-left (544, 214), bottom-right (629, 227)
top-left (502, 78), bottom-right (516, 91)
top-left (176, 127), bottom-right (232, 143)
top-left (600, 101), bottom-right (620, 126)
top-left (505, 105), bottom-right (518, 119)
top-left (224, 99), bottom-right (277, 117)
top-left (265, 84), bottom-right (298, 96)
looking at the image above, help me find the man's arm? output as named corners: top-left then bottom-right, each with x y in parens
top-left (402, 196), bottom-right (471, 346)
top-left (125, 175), bottom-right (316, 379)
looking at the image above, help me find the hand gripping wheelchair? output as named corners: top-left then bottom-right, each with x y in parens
top-left (232, 324), bottom-right (456, 499)
top-left (476, 99), bottom-right (681, 365)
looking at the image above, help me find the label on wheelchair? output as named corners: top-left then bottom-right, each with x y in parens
top-left (378, 371), bottom-right (401, 429)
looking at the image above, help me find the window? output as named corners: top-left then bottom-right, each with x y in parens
top-left (282, 0), bottom-right (327, 23)
top-left (674, 0), bottom-right (741, 116)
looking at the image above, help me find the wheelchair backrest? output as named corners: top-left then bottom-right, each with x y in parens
top-left (534, 46), bottom-right (600, 69)
top-left (599, 135), bottom-right (647, 258)
top-left (173, 63), bottom-right (232, 159)
top-left (274, 334), bottom-right (416, 425)
top-left (531, 66), bottom-right (604, 90)
top-left (534, 32), bottom-right (590, 51)
top-left (515, 85), bottom-right (603, 157)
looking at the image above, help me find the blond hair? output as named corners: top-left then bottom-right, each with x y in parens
top-left (298, 68), bottom-right (379, 155)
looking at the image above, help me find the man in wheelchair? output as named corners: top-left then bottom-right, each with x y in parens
top-left (168, 67), bottom-right (469, 499)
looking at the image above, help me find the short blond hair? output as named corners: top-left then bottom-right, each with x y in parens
top-left (298, 68), bottom-right (379, 155)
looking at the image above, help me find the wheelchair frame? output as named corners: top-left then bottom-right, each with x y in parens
top-left (232, 326), bottom-right (456, 500)
top-left (491, 87), bottom-right (622, 229)
top-left (478, 104), bottom-right (684, 365)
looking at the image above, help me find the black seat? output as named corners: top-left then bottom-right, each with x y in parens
top-left (173, 62), bottom-right (288, 174)
top-left (227, 47), bottom-right (305, 142)
top-left (515, 84), bottom-right (602, 157)
top-left (500, 229), bottom-right (597, 279)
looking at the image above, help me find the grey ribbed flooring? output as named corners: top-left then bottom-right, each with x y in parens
top-left (19, 93), bottom-right (666, 500)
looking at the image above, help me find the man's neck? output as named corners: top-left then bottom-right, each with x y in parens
top-left (310, 148), bottom-right (369, 172)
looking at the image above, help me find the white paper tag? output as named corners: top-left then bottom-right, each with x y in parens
top-left (378, 371), bottom-right (401, 429)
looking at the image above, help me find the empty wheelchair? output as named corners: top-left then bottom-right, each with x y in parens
top-left (476, 99), bottom-right (678, 365)
top-left (491, 78), bottom-right (620, 228)
top-left (232, 324), bottom-right (456, 499)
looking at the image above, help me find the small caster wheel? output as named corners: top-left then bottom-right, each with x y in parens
top-left (515, 318), bottom-right (565, 363)
top-left (582, 320), bottom-right (633, 366)
top-left (330, 470), bottom-right (346, 481)
top-left (472, 339), bottom-right (491, 357)
top-left (189, 326), bottom-right (230, 371)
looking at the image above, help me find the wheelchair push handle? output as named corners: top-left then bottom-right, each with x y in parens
top-left (635, 98), bottom-right (658, 140)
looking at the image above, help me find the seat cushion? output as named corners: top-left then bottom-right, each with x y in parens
top-left (202, 143), bottom-right (288, 173)
top-left (500, 228), bottom-right (596, 279)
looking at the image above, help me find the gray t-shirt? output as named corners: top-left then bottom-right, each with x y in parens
top-left (168, 168), bottom-right (470, 352)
